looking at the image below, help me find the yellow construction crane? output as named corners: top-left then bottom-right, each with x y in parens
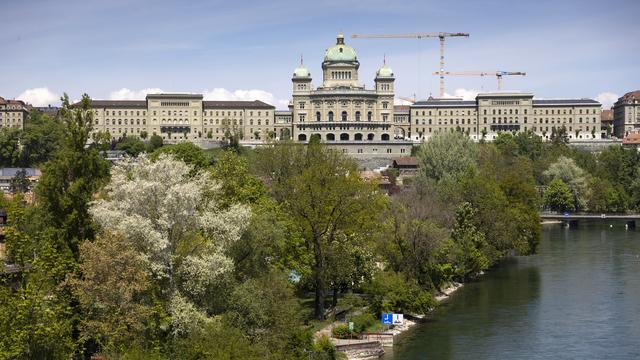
top-left (351, 32), bottom-right (469, 97)
top-left (433, 71), bottom-right (526, 91)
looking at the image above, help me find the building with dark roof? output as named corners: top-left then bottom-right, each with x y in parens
top-left (0, 97), bottom-right (30, 130)
top-left (0, 168), bottom-right (42, 193)
top-left (410, 92), bottom-right (601, 141)
top-left (613, 90), bottom-right (640, 138)
top-left (84, 93), bottom-right (275, 143)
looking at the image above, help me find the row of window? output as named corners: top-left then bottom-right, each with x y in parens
top-left (331, 71), bottom-right (352, 80)
top-left (101, 109), bottom-right (269, 117)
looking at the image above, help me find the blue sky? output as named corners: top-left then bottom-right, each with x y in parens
top-left (2, 0), bottom-right (639, 109)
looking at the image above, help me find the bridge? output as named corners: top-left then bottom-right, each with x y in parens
top-left (539, 213), bottom-right (640, 228)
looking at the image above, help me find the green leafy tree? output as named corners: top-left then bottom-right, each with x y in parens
top-left (10, 169), bottom-right (31, 194)
top-left (0, 273), bottom-right (75, 359)
top-left (550, 126), bottom-right (569, 145)
top-left (151, 142), bottom-right (209, 171)
top-left (19, 110), bottom-right (64, 167)
top-left (67, 231), bottom-right (151, 354)
top-left (256, 142), bottom-right (386, 319)
top-left (148, 134), bottom-right (163, 152)
top-left (586, 177), bottom-right (628, 213)
top-left (35, 93), bottom-right (110, 259)
top-left (140, 130), bottom-right (148, 140)
top-left (0, 127), bottom-right (21, 167)
top-left (543, 178), bottom-right (575, 212)
top-left (417, 131), bottom-right (476, 184)
top-left (210, 150), bottom-right (267, 208)
top-left (450, 202), bottom-right (489, 280)
top-left (116, 135), bottom-right (147, 156)
top-left (544, 156), bottom-right (589, 211)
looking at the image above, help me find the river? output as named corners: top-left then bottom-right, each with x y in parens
top-left (384, 221), bottom-right (640, 359)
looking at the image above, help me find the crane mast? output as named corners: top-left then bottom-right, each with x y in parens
top-left (351, 32), bottom-right (469, 97)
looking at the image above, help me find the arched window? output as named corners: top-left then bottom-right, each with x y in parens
top-left (328, 111), bottom-right (334, 122)
top-left (340, 133), bottom-right (349, 141)
top-left (298, 133), bottom-right (307, 141)
top-left (326, 133), bottom-right (335, 141)
top-left (355, 111), bottom-right (361, 121)
top-left (381, 134), bottom-right (390, 141)
top-left (341, 111), bottom-right (347, 121)
top-left (367, 133), bottom-right (375, 141)
top-left (316, 112), bottom-right (321, 121)
top-left (354, 133), bottom-right (363, 140)
top-left (367, 111), bottom-right (372, 121)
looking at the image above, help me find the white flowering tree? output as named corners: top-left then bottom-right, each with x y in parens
top-left (90, 154), bottom-right (251, 335)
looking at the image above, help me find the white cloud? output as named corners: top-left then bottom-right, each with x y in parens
top-left (443, 88), bottom-right (480, 101)
top-left (202, 88), bottom-right (288, 109)
top-left (17, 87), bottom-right (59, 106)
top-left (110, 88), bottom-right (164, 100)
top-left (595, 92), bottom-right (619, 109)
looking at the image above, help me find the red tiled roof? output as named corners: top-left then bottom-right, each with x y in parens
top-left (622, 133), bottom-right (640, 144)
top-left (622, 90), bottom-right (640, 101)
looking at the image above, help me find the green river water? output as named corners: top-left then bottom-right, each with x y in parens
top-left (383, 221), bottom-right (640, 360)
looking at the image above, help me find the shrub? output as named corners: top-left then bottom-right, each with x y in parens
top-left (331, 323), bottom-right (351, 339)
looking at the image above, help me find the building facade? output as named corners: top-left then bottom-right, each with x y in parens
top-left (87, 94), bottom-right (275, 142)
top-left (410, 93), bottom-right (601, 141)
top-left (0, 97), bottom-right (30, 130)
top-left (290, 34), bottom-right (407, 143)
top-left (613, 90), bottom-right (640, 138)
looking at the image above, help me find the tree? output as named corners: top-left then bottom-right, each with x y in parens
top-left (550, 126), bottom-right (569, 145)
top-left (67, 231), bottom-right (151, 353)
top-left (226, 271), bottom-right (314, 358)
top-left (0, 127), bottom-right (21, 167)
top-left (151, 142), bottom-right (209, 171)
top-left (116, 135), bottom-right (147, 156)
top-left (417, 131), bottom-right (476, 184)
top-left (89, 154), bottom-right (251, 336)
top-left (19, 110), bottom-right (64, 167)
top-left (92, 130), bottom-right (112, 152)
top-left (450, 202), bottom-right (489, 280)
top-left (543, 178), bottom-right (575, 212)
top-left (210, 150), bottom-right (267, 208)
top-left (543, 156), bottom-right (589, 211)
top-left (256, 142), bottom-right (386, 319)
top-left (10, 169), bottom-right (30, 194)
top-left (586, 177), bottom-right (628, 213)
top-left (222, 119), bottom-right (243, 153)
top-left (140, 130), bottom-right (148, 140)
top-left (385, 179), bottom-right (454, 291)
top-left (148, 134), bottom-right (163, 152)
top-left (35, 93), bottom-right (110, 259)
top-left (0, 273), bottom-right (75, 359)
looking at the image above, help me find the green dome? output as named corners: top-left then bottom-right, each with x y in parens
top-left (324, 34), bottom-right (357, 62)
top-left (293, 64), bottom-right (310, 78)
top-left (376, 64), bottom-right (394, 77)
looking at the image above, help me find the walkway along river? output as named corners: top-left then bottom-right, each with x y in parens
top-left (383, 221), bottom-right (640, 360)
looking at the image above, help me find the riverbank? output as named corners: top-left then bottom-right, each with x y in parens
top-left (332, 281), bottom-right (465, 359)
top-left (386, 282), bottom-right (464, 336)
top-left (541, 220), bottom-right (562, 225)
top-left (382, 221), bottom-right (640, 359)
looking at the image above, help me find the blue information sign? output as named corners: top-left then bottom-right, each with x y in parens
top-left (381, 313), bottom-right (393, 325)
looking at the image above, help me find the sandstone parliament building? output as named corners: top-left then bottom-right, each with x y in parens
top-left (14, 34), bottom-right (610, 154)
